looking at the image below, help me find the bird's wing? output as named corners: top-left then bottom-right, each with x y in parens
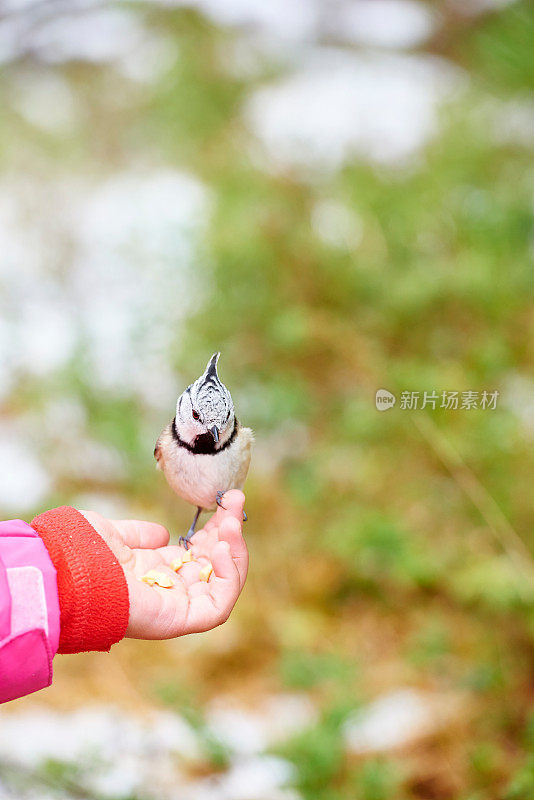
top-left (154, 423), bottom-right (172, 469)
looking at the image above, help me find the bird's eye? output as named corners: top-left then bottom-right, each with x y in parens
top-left (192, 409), bottom-right (200, 421)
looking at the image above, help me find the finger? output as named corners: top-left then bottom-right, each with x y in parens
top-left (157, 544), bottom-right (191, 563)
top-left (184, 544), bottom-right (240, 634)
top-left (156, 541), bottom-right (217, 565)
top-left (209, 541), bottom-right (240, 617)
top-left (216, 489), bottom-right (245, 526)
top-left (111, 520), bottom-right (170, 549)
top-left (210, 540), bottom-right (239, 585)
top-left (217, 516), bottom-right (248, 590)
top-left (203, 490), bottom-right (246, 533)
top-left (202, 512), bottom-right (218, 533)
top-left (185, 594), bottom-right (219, 633)
top-left (187, 528), bottom-right (218, 551)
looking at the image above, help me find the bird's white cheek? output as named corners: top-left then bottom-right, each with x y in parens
top-left (219, 417), bottom-right (236, 445)
top-left (176, 417), bottom-right (200, 442)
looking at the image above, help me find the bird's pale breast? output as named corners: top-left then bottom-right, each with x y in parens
top-left (157, 424), bottom-right (253, 510)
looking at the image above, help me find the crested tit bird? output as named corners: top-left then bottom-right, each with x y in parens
top-left (154, 352), bottom-right (253, 547)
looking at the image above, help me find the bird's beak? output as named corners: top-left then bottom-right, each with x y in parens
top-left (210, 426), bottom-right (219, 443)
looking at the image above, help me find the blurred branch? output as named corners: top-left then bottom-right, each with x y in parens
top-left (414, 414), bottom-right (534, 591)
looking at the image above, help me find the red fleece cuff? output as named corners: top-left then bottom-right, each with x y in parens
top-left (31, 507), bottom-right (130, 654)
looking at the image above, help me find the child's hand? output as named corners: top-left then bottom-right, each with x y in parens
top-left (79, 491), bottom-right (248, 640)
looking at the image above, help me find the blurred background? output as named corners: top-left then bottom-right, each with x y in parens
top-left (1, 0), bottom-right (534, 797)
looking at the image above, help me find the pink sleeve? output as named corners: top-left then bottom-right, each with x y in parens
top-left (0, 520), bottom-right (60, 703)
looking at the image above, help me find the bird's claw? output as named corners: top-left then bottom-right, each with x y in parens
top-left (216, 491), bottom-right (247, 521)
top-left (179, 531), bottom-right (195, 550)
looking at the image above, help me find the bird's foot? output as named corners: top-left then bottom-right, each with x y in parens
top-left (216, 491), bottom-right (247, 521)
top-left (179, 529), bottom-right (196, 550)
top-left (180, 506), bottom-right (202, 549)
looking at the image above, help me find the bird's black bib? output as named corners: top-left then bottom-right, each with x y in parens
top-left (172, 418), bottom-right (238, 456)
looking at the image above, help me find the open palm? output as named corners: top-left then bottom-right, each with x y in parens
top-left (80, 490), bottom-right (248, 640)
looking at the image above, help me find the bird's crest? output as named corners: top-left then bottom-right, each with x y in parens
top-left (203, 352), bottom-right (221, 383)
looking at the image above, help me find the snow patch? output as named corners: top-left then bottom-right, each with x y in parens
top-left (246, 49), bottom-right (464, 175)
top-left (0, 428), bottom-right (51, 513)
top-left (344, 689), bottom-right (462, 753)
top-left (0, 702), bottom-right (304, 800)
top-left (332, 1), bottom-right (436, 49)
top-left (206, 693), bottom-right (317, 756)
top-left (0, 169), bottom-right (210, 403)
